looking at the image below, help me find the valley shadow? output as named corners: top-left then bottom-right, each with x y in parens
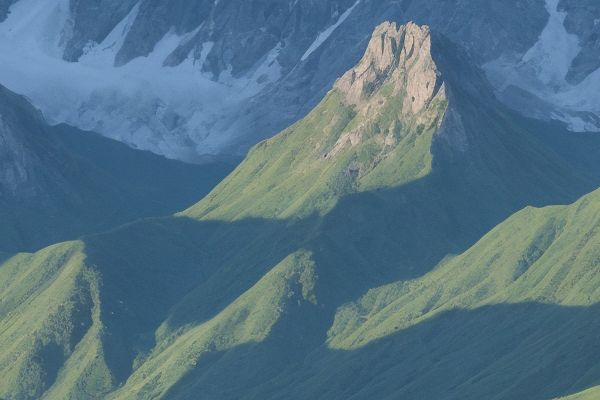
top-left (80, 111), bottom-right (600, 385)
top-left (162, 301), bottom-right (600, 400)
top-left (0, 251), bottom-right (11, 264)
top-left (307, 106), bottom-right (600, 308)
top-left (0, 122), bottom-right (239, 256)
top-left (82, 214), bottom-right (318, 383)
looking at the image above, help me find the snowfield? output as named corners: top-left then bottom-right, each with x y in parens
top-left (0, 0), bottom-right (283, 160)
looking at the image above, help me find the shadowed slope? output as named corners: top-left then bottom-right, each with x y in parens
top-left (123, 188), bottom-right (600, 400)
top-left (0, 85), bottom-right (235, 254)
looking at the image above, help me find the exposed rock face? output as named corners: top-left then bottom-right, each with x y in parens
top-left (64, 0), bottom-right (358, 75)
top-left (560, 0), bottom-right (600, 84)
top-left (0, 0), bottom-right (17, 21)
top-left (64, 0), bottom-right (138, 62)
top-left (335, 22), bottom-right (443, 115)
top-left (321, 20), bottom-right (484, 164)
top-left (0, 117), bottom-right (35, 197)
top-left (62, 0), bottom-right (548, 77)
top-left (0, 87), bottom-right (51, 198)
top-left (330, 21), bottom-right (471, 157)
top-left (331, 23), bottom-right (440, 152)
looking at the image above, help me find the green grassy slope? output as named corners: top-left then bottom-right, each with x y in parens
top-left (184, 79), bottom-right (444, 221)
top-left (0, 22), bottom-right (599, 399)
top-left (555, 386), bottom-right (600, 400)
top-left (161, 188), bottom-right (600, 400)
top-left (328, 190), bottom-right (600, 349)
top-left (0, 86), bottom-right (235, 254)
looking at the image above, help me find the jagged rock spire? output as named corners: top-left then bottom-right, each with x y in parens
top-left (335, 22), bottom-right (444, 116)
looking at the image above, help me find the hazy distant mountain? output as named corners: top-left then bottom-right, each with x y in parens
top-left (0, 0), bottom-right (597, 161)
top-left (0, 84), bottom-right (234, 253)
top-left (1, 21), bottom-right (599, 399)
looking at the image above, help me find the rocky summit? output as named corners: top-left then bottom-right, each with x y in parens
top-left (335, 22), bottom-right (441, 110)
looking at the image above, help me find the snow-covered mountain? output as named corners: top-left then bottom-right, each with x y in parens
top-left (0, 0), bottom-right (598, 160)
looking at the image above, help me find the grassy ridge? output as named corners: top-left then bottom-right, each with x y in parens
top-left (329, 189), bottom-right (600, 349)
top-left (555, 386), bottom-right (600, 400)
top-left (184, 85), bottom-right (445, 221)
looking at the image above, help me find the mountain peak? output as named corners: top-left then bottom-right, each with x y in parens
top-left (186, 22), bottom-right (455, 220)
top-left (335, 21), bottom-right (443, 115)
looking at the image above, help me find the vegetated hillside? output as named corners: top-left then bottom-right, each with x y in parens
top-left (0, 85), bottom-right (235, 253)
top-left (0, 22), bottom-right (599, 399)
top-left (555, 386), bottom-right (600, 400)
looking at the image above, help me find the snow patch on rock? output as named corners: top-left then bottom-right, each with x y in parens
top-left (301, 0), bottom-right (360, 61)
top-left (484, 0), bottom-right (600, 132)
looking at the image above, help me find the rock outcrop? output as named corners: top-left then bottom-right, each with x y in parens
top-left (327, 21), bottom-right (473, 159)
top-left (335, 22), bottom-right (444, 115)
top-left (0, 86), bottom-right (52, 198)
top-left (560, 0), bottom-right (600, 84)
top-left (0, 115), bottom-right (35, 197)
